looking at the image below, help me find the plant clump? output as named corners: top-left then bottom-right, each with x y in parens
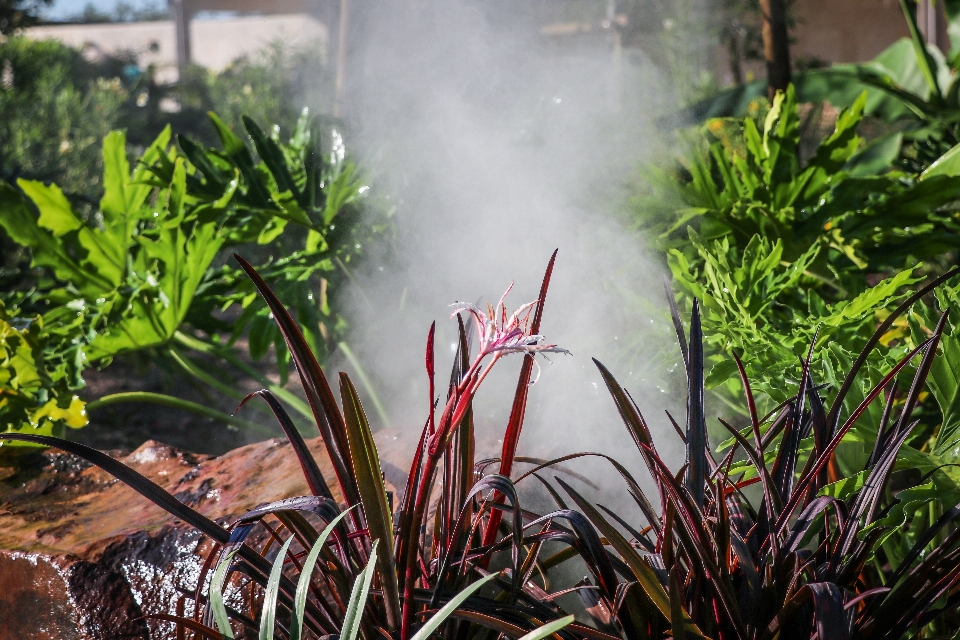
top-left (5, 252), bottom-right (960, 639)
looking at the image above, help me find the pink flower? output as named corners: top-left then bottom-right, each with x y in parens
top-left (450, 282), bottom-right (569, 381)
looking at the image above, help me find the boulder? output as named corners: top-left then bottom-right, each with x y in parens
top-left (0, 433), bottom-right (411, 640)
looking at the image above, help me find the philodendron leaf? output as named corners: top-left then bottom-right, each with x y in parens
top-left (18, 179), bottom-right (81, 236)
top-left (930, 320), bottom-right (960, 455)
top-left (101, 129), bottom-right (154, 219)
top-left (208, 112), bottom-right (272, 206)
top-left (86, 213), bottom-right (224, 360)
top-left (0, 183), bottom-right (113, 297)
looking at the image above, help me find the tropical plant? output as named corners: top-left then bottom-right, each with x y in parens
top-left (6, 254), bottom-right (960, 638)
top-left (0, 300), bottom-right (89, 441)
top-left (797, 0), bottom-right (960, 172)
top-left (0, 254), bottom-right (593, 640)
top-left (634, 81), bottom-right (960, 426)
top-left (564, 288), bottom-right (960, 639)
top-left (642, 84), bottom-right (960, 295)
top-left (0, 109), bottom-right (380, 444)
top-left (664, 237), bottom-right (960, 485)
top-left (173, 110), bottom-right (378, 374)
top-left (689, 0), bottom-right (960, 173)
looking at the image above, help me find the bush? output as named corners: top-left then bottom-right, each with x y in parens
top-left (0, 110), bottom-right (384, 444)
top-left (0, 36), bottom-right (129, 194)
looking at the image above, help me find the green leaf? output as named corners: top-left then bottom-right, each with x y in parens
top-left (826, 268), bottom-right (918, 325)
top-left (168, 157), bottom-right (187, 223)
top-left (208, 112), bottom-right (272, 206)
top-left (86, 216), bottom-right (224, 359)
top-left (101, 130), bottom-right (131, 218)
top-left (900, 0), bottom-right (945, 101)
top-left (323, 164), bottom-right (363, 225)
top-left (242, 115), bottom-right (299, 199)
top-left (809, 91), bottom-right (867, 175)
top-left (17, 180), bottom-right (81, 236)
top-left (210, 548), bottom-right (239, 639)
top-left (819, 470), bottom-right (868, 499)
top-left (341, 540), bottom-right (379, 640)
top-left (257, 217), bottom-right (289, 244)
top-left (931, 327), bottom-right (960, 455)
top-left (290, 508), bottom-right (355, 640)
top-left (845, 131), bottom-right (903, 177)
top-left (409, 572), bottom-right (501, 640)
top-left (706, 359), bottom-right (740, 389)
top-left (515, 616), bottom-right (575, 640)
top-left (259, 535), bottom-right (295, 640)
top-left (0, 182), bottom-right (114, 297)
top-left (273, 190), bottom-right (313, 227)
top-left (921, 140), bottom-right (960, 179)
top-left (339, 372), bottom-right (401, 628)
top-left (100, 130), bottom-right (144, 219)
top-left (520, 615), bottom-right (574, 640)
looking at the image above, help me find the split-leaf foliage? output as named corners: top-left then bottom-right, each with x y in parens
top-left (0, 109), bottom-right (382, 443)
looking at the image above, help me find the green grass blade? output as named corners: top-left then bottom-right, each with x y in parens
top-left (516, 615), bottom-right (575, 640)
top-left (211, 549), bottom-right (240, 639)
top-left (410, 572), bottom-right (501, 640)
top-left (341, 540), bottom-right (379, 640)
top-left (339, 372), bottom-right (401, 628)
top-left (260, 535), bottom-right (296, 640)
top-left (290, 507), bottom-right (355, 640)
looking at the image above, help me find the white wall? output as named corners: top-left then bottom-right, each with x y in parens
top-left (25, 14), bottom-right (328, 83)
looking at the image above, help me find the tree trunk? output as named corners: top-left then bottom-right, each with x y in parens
top-left (760, 0), bottom-right (791, 97)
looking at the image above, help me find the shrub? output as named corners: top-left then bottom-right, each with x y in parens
top-left (0, 36), bottom-right (129, 194)
top-left (0, 110), bottom-right (383, 444)
top-left (641, 85), bottom-right (960, 304)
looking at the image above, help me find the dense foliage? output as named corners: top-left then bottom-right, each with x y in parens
top-left (637, 84), bottom-right (959, 412)
top-left (0, 37), bottom-right (128, 194)
top-left (6, 258), bottom-right (960, 638)
top-left (635, 30), bottom-right (960, 620)
top-left (0, 110), bottom-right (382, 443)
top-left (690, 0), bottom-right (960, 172)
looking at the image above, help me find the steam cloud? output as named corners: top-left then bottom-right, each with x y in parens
top-left (337, 0), bottom-right (688, 499)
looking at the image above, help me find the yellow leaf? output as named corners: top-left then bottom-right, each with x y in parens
top-left (30, 396), bottom-right (89, 430)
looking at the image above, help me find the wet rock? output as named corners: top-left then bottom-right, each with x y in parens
top-left (0, 435), bottom-right (368, 640)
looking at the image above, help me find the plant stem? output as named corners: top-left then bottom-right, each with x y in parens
top-left (334, 256), bottom-right (373, 310)
top-left (337, 341), bottom-right (392, 429)
top-left (173, 331), bottom-right (313, 420)
top-left (87, 391), bottom-right (276, 437)
top-left (166, 346), bottom-right (246, 402)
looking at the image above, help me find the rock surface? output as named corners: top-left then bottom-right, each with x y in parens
top-left (0, 432), bottom-right (412, 640)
